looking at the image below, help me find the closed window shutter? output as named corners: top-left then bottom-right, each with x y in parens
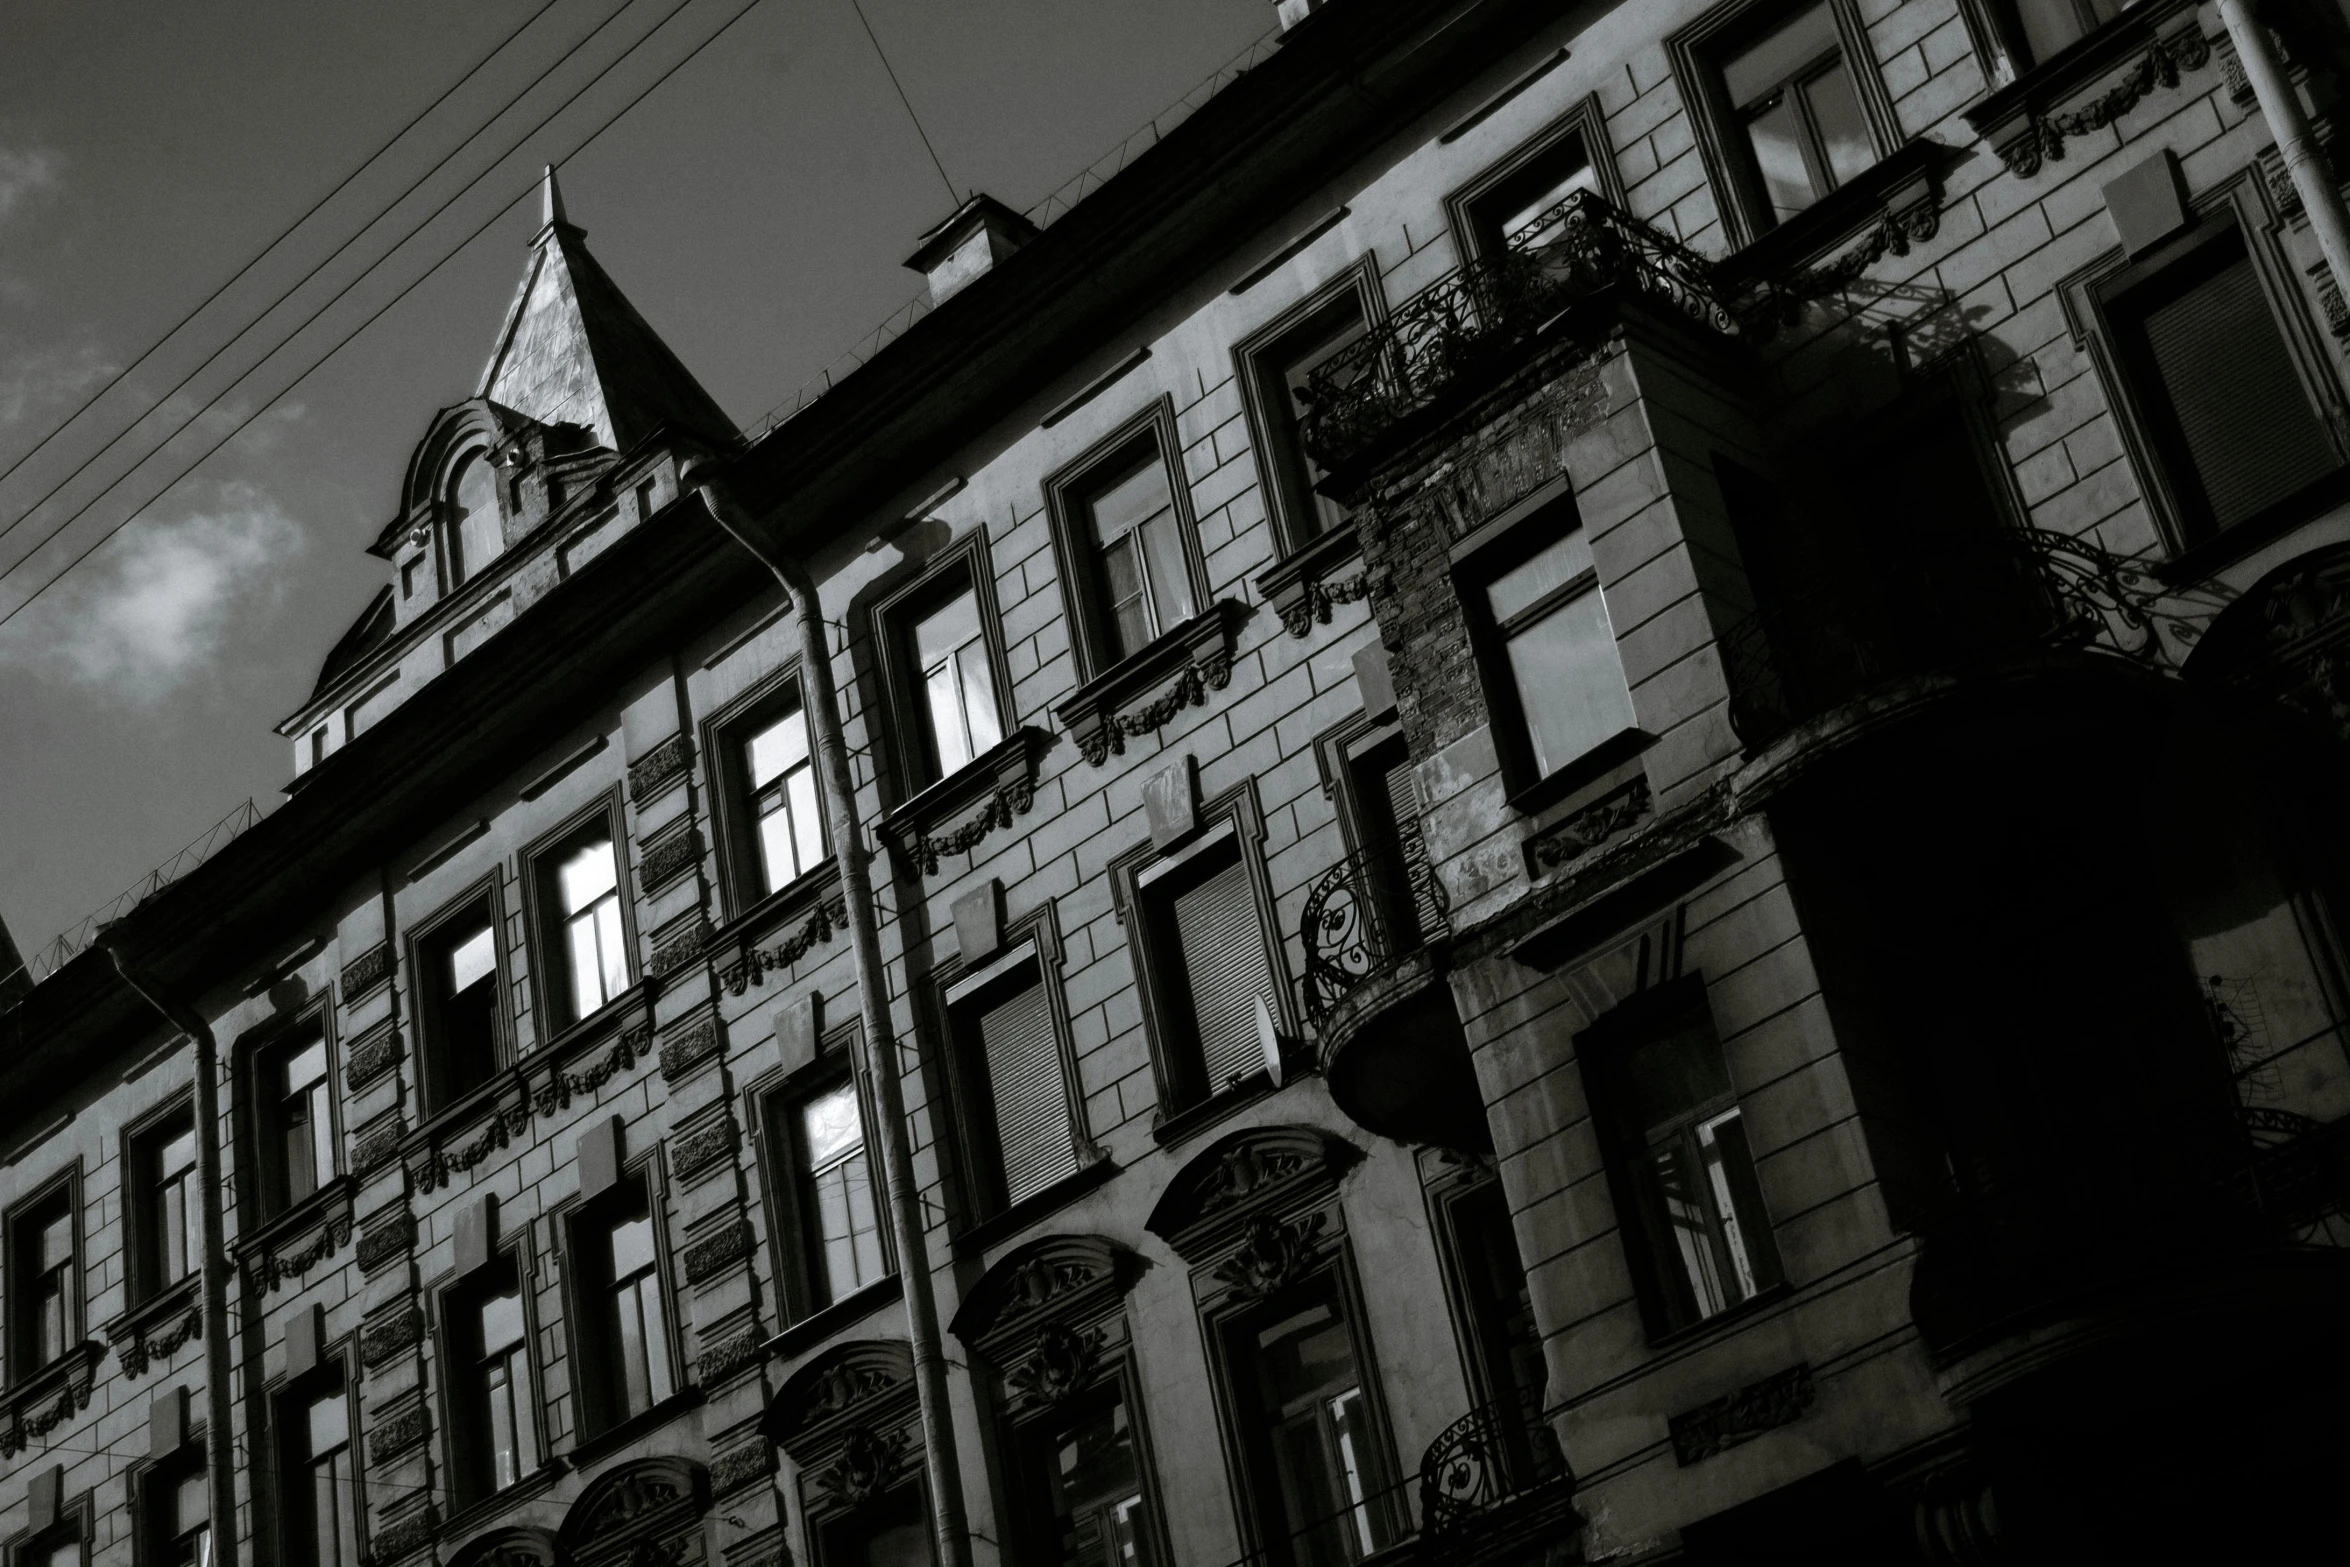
top-left (1172, 858), bottom-right (1280, 1091)
top-left (978, 979), bottom-right (1076, 1205)
top-left (1381, 756), bottom-right (1444, 943)
top-left (2139, 242), bottom-right (2337, 536)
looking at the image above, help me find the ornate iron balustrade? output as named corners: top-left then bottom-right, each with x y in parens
top-left (1299, 190), bottom-right (1737, 472)
top-left (1716, 524), bottom-right (2170, 745)
top-left (1420, 1401), bottom-right (1571, 1541)
top-left (1299, 846), bottom-right (1450, 1028)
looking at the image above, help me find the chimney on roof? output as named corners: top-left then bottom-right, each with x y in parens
top-left (904, 195), bottom-right (1039, 306)
top-left (1275, 0), bottom-right (1329, 29)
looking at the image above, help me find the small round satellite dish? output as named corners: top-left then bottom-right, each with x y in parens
top-left (1254, 993), bottom-right (1285, 1086)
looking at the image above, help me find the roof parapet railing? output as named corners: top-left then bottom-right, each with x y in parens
top-left (24, 797), bottom-right (264, 986)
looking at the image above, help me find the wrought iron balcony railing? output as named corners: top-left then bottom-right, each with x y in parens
top-left (1298, 190), bottom-right (1739, 472)
top-left (1716, 524), bottom-right (2168, 745)
top-left (1299, 846), bottom-right (1450, 1028)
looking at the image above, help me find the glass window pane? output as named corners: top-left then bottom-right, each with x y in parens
top-left (450, 454), bottom-right (501, 584)
top-left (609, 1213), bottom-right (656, 1279)
top-left (802, 1084), bottom-right (863, 1169)
top-left (913, 591), bottom-right (982, 671)
top-left (1697, 1109), bottom-right (1764, 1301)
top-left (282, 1042), bottom-right (327, 1096)
top-left (595, 899), bottom-right (629, 1003)
top-left (1506, 587), bottom-right (1639, 777)
top-left (1722, 1), bottom-right (1840, 106)
top-left (759, 802), bottom-right (801, 891)
top-left (789, 769), bottom-right (826, 873)
top-left (1042, 1399), bottom-right (1152, 1567)
top-left (927, 662), bottom-right (973, 774)
top-left (1087, 456), bottom-right (1174, 545)
top-left (1805, 59), bottom-right (1876, 187)
top-left (2016, 0), bottom-right (2093, 63)
top-left (39, 1213), bottom-right (72, 1271)
top-left (1141, 510), bottom-right (1197, 631)
top-left (308, 1084), bottom-right (336, 1191)
top-left (569, 913), bottom-right (606, 1018)
top-left (1652, 1136), bottom-right (1732, 1317)
top-left (308, 1390), bottom-right (349, 1456)
top-left (175, 1471), bottom-right (208, 1534)
top-left (748, 709), bottom-right (809, 789)
top-left (1498, 160), bottom-right (1602, 249)
top-left (959, 642), bottom-right (1002, 754)
top-left (1100, 535), bottom-right (1153, 656)
top-left (448, 925), bottom-right (496, 994)
top-left (558, 838), bottom-right (617, 913)
top-left (1484, 532), bottom-right (1592, 624)
top-left (479, 1290), bottom-right (525, 1355)
top-left (1743, 93), bottom-right (1817, 218)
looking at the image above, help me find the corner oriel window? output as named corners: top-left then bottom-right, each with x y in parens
top-left (747, 696), bottom-right (826, 895)
top-left (10, 1190), bottom-right (78, 1372)
top-left (795, 1080), bottom-right (888, 1308)
top-left (420, 909), bottom-right (502, 1111)
top-left (1085, 442), bottom-right (1196, 662)
top-left (576, 1179), bottom-right (676, 1428)
top-left (446, 451), bottom-right (502, 588)
top-left (453, 1271), bottom-right (537, 1500)
top-left (551, 832), bottom-right (631, 1022)
top-left (911, 589), bottom-right (1004, 777)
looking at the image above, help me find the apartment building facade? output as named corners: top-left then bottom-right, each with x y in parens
top-left (7, 0), bottom-right (2350, 1564)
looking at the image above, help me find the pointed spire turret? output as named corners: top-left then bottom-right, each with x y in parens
top-left (476, 175), bottom-right (733, 453)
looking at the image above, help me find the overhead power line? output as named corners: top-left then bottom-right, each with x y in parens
top-left (0, 0), bottom-right (770, 639)
top-left (0, 0), bottom-right (571, 504)
top-left (846, 0), bottom-right (959, 205)
top-left (0, 0), bottom-right (655, 560)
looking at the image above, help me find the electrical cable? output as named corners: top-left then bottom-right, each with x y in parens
top-left (0, 0), bottom-right (572, 503)
top-left (0, 0), bottom-right (768, 639)
top-left (846, 0), bottom-right (958, 205)
top-left (0, 0), bottom-right (658, 561)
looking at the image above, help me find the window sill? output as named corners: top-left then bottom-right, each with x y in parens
top-left (437, 1460), bottom-right (569, 1541)
top-left (401, 998), bottom-right (657, 1186)
top-left (1959, 0), bottom-right (2204, 178)
top-left (1151, 1070), bottom-right (1277, 1150)
top-left (1253, 522), bottom-right (1368, 638)
top-left (1714, 140), bottom-right (1952, 288)
top-left (1503, 726), bottom-right (1651, 818)
top-left (712, 859), bottom-right (845, 955)
top-left (0, 1340), bottom-right (104, 1450)
top-left (563, 1387), bottom-right (704, 1469)
top-left (227, 1175), bottom-right (356, 1294)
top-left (951, 1153), bottom-right (1120, 1259)
top-left (876, 726), bottom-right (1055, 878)
top-left (1054, 599), bottom-right (1249, 767)
top-left (764, 1274), bottom-right (904, 1364)
top-left (2151, 465), bottom-right (2350, 588)
top-left (1644, 1281), bottom-right (1794, 1356)
top-left (102, 1277), bottom-right (202, 1380)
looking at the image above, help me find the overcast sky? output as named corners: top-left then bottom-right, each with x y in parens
top-left (0, 0), bottom-right (1272, 965)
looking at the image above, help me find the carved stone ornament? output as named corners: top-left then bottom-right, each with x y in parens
top-left (710, 1438), bottom-right (776, 1497)
top-left (1054, 600), bottom-right (1247, 767)
top-left (344, 1022), bottom-right (402, 1092)
top-left (105, 1284), bottom-right (201, 1380)
top-left (636, 825), bottom-right (704, 895)
top-left (1204, 1142), bottom-right (1311, 1214)
top-left (368, 1399), bottom-right (431, 1464)
top-left (815, 1425), bottom-right (911, 1513)
top-left (1144, 1125), bottom-right (1361, 1260)
top-left (878, 728), bottom-right (1054, 877)
top-left (1669, 1362), bottom-right (1816, 1466)
top-left (556, 1457), bottom-right (709, 1567)
top-left (1530, 776), bottom-right (1652, 871)
top-left (667, 1116), bottom-right (738, 1182)
top-left (649, 914), bottom-right (716, 979)
top-left (445, 1526), bottom-right (560, 1567)
top-left (340, 942), bottom-right (394, 1001)
top-left (361, 1307), bottom-right (424, 1371)
top-left (946, 1235), bottom-right (1140, 1349)
top-left (250, 1208), bottom-right (354, 1292)
top-left (771, 1339), bottom-right (916, 1460)
top-left (411, 1026), bottom-right (650, 1192)
top-left (1210, 1212), bottom-right (1327, 1299)
top-left (682, 1218), bottom-right (753, 1285)
top-left (627, 733), bottom-right (694, 806)
top-left (1277, 570), bottom-right (1376, 637)
top-left (353, 1114), bottom-right (407, 1176)
top-left (1005, 1322), bottom-right (1105, 1409)
top-left (357, 1211), bottom-right (417, 1274)
top-left (1989, 22), bottom-right (2211, 178)
top-left (369, 1505), bottom-right (442, 1565)
top-left (658, 1015), bottom-right (722, 1080)
top-left (718, 901), bottom-right (844, 997)
top-left (694, 1325), bottom-right (762, 1389)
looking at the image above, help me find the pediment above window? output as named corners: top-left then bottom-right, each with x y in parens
top-left (555, 1456), bottom-right (708, 1567)
top-left (1143, 1123), bottom-right (1362, 1263)
top-left (767, 1338), bottom-right (917, 1460)
top-left (946, 1233), bottom-right (1143, 1350)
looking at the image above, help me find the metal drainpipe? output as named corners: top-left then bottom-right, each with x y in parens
top-left (101, 943), bottom-right (240, 1567)
top-left (687, 460), bottom-right (975, 1567)
top-left (2221, 0), bottom-right (2350, 321)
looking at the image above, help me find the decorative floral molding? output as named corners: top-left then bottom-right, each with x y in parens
top-left (249, 1209), bottom-right (354, 1292)
top-left (369, 1504), bottom-right (440, 1563)
top-left (1965, 11), bottom-right (2211, 179)
top-left (627, 733), bottom-right (694, 806)
top-left (719, 900), bottom-right (845, 996)
top-left (711, 1438), bottom-right (776, 1497)
top-left (344, 1023), bottom-right (402, 1093)
top-left (410, 1027), bottom-right (651, 1192)
top-left (648, 913), bottom-right (715, 978)
top-left (1004, 1322), bottom-right (1105, 1409)
top-left (1669, 1362), bottom-right (1815, 1466)
top-left (0, 1343), bottom-right (104, 1459)
top-left (668, 1116), bottom-right (738, 1183)
top-left (1530, 776), bottom-right (1652, 871)
top-left (1055, 601), bottom-right (1246, 767)
top-left (637, 825), bottom-right (703, 895)
top-left (367, 1400), bottom-right (430, 1464)
top-left (339, 942), bottom-right (393, 1001)
top-left (1279, 570), bottom-right (1375, 637)
top-left (356, 1212), bottom-right (416, 1274)
top-left (682, 1219), bottom-right (754, 1285)
top-left (1256, 522), bottom-right (1373, 639)
top-left (361, 1308), bottom-right (423, 1371)
top-left (658, 1016), bottom-right (722, 1081)
top-left (353, 1114), bottom-right (407, 1176)
top-left (105, 1286), bottom-right (200, 1380)
top-left (694, 1325), bottom-right (762, 1388)
top-left (1210, 1212), bottom-right (1326, 1298)
top-left (814, 1425), bottom-right (910, 1513)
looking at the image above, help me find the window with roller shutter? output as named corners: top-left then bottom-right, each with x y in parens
top-left (943, 938), bottom-right (1087, 1219)
top-left (1170, 858), bottom-right (1283, 1096)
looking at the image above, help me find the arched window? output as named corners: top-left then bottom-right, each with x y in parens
top-left (447, 452), bottom-right (503, 587)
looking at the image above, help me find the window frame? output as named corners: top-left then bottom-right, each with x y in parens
top-left (1452, 488), bottom-right (1641, 805)
top-left (133, 1441), bottom-right (211, 1567)
top-left (754, 1022), bottom-right (898, 1328)
top-left (704, 664), bottom-right (837, 920)
top-left (870, 534), bottom-right (1018, 796)
top-left (560, 1162), bottom-right (684, 1440)
top-left (1109, 784), bottom-right (1297, 1139)
top-left (927, 904), bottom-right (1093, 1230)
top-left (1041, 397), bottom-right (1213, 684)
top-left (521, 788), bottom-right (640, 1036)
top-left (4, 1165), bottom-right (82, 1384)
top-left (1577, 974), bottom-right (1786, 1340)
top-left (272, 1348), bottom-right (365, 1567)
top-left (7, 1489), bottom-right (92, 1567)
top-left (997, 1354), bottom-right (1170, 1567)
top-left (237, 1002), bottom-right (344, 1226)
top-left (1417, 1153), bottom-right (1561, 1493)
top-left (1233, 258), bottom-right (1387, 560)
top-left (123, 1096), bottom-right (203, 1305)
top-left (441, 445), bottom-right (505, 593)
top-left (2063, 173), bottom-right (2350, 568)
top-left (407, 877), bottom-right (514, 1119)
top-left (435, 1241), bottom-right (548, 1512)
top-left (1443, 94), bottom-right (1625, 263)
top-left (1666, 0), bottom-right (1903, 251)
top-left (1956, 0), bottom-right (2138, 80)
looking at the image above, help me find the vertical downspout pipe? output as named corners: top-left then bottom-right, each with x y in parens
top-left (687, 460), bottom-right (974, 1567)
top-left (100, 943), bottom-right (241, 1567)
top-left (2223, 0), bottom-right (2350, 319)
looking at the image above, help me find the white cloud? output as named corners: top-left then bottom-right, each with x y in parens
top-left (0, 481), bottom-right (306, 703)
top-left (0, 146), bottom-right (58, 229)
top-left (0, 341), bottom-right (113, 429)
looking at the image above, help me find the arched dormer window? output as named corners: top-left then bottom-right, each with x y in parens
top-left (446, 451), bottom-right (503, 587)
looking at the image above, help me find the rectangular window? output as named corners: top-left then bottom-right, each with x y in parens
top-left (145, 1463), bottom-right (210, 1567)
top-left (538, 827), bottom-right (632, 1026)
top-left (1434, 1178), bottom-right (1560, 1488)
top-left (133, 1114), bottom-right (201, 1300)
top-left (781, 1077), bottom-right (890, 1313)
top-left (1989, 0), bottom-right (2128, 71)
top-left (1135, 832), bottom-right (1285, 1114)
top-left (1461, 132), bottom-right (1602, 258)
top-left (1342, 731), bottom-right (1443, 951)
top-left (9, 1189), bottom-right (77, 1372)
top-left (947, 954), bottom-right (1082, 1212)
top-left (452, 1267), bottom-right (537, 1501)
top-left (1459, 504), bottom-right (1637, 794)
top-left (1008, 1392), bottom-right (1160, 1567)
top-left (1228, 1275), bottom-right (1398, 1566)
top-left (575, 1179), bottom-right (676, 1430)
top-left (273, 1037), bottom-right (336, 1212)
top-left (1241, 288), bottom-right (1371, 550)
top-left (911, 589), bottom-right (1005, 777)
top-left (418, 902), bottom-right (503, 1112)
top-left (2101, 219), bottom-right (2343, 550)
top-left (815, 1484), bottom-right (934, 1567)
top-left (283, 1377), bottom-right (361, 1567)
top-left (744, 694), bottom-right (827, 897)
top-left (1587, 986), bottom-right (1783, 1334)
top-left (1086, 444), bottom-right (1196, 663)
